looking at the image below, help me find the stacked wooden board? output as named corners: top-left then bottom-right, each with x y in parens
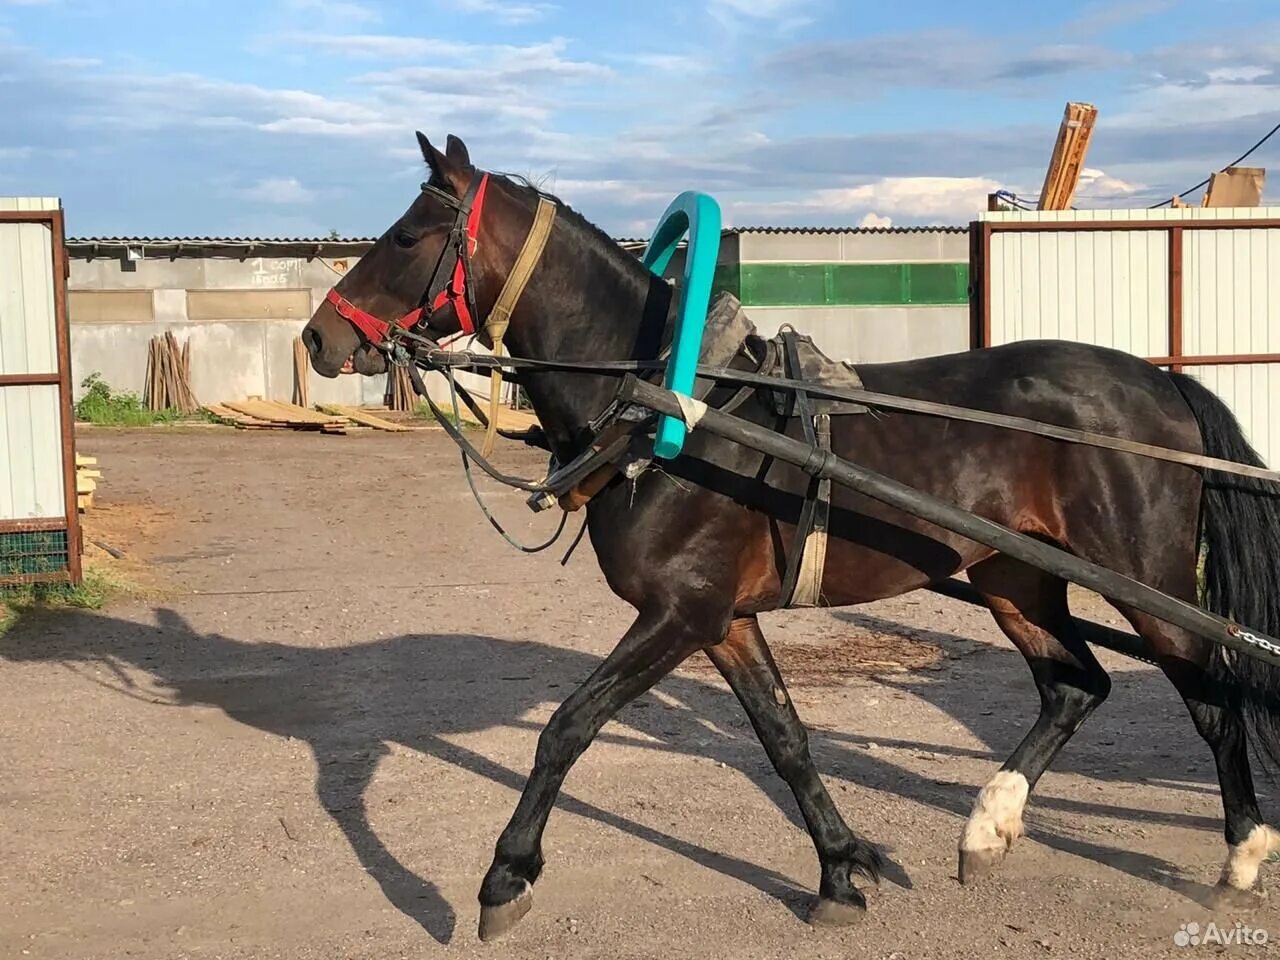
top-left (205, 399), bottom-right (351, 433)
top-left (76, 453), bottom-right (101, 511)
top-left (145, 333), bottom-right (200, 413)
top-left (204, 399), bottom-right (418, 434)
top-left (1038, 102), bottom-right (1097, 211)
top-left (314, 404), bottom-right (414, 432)
top-left (292, 337), bottom-right (311, 408)
top-left (386, 364), bottom-right (415, 411)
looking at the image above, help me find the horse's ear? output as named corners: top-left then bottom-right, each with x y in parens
top-left (417, 130), bottom-right (446, 177)
top-left (445, 134), bottom-right (472, 171)
top-left (417, 130), bottom-right (472, 197)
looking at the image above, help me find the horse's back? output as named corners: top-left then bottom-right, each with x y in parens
top-left (853, 339), bottom-right (1196, 443)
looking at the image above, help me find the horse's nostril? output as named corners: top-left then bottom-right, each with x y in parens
top-left (301, 326), bottom-right (322, 357)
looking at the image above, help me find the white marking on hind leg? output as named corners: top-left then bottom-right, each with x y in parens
top-left (960, 771), bottom-right (1030, 854)
top-left (1220, 824), bottom-right (1280, 891)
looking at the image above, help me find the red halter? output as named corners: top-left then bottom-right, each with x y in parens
top-left (326, 173), bottom-right (491, 346)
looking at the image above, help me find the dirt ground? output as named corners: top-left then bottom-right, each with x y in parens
top-left (3, 426), bottom-right (1278, 959)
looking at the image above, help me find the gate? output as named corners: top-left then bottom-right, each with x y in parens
top-left (0, 199), bottom-right (81, 584)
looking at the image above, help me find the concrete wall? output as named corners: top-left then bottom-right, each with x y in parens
top-left (69, 252), bottom-right (378, 405)
top-left (731, 229), bottom-right (971, 364)
top-left (67, 228), bottom-right (973, 410)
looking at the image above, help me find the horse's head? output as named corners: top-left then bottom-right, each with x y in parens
top-left (303, 132), bottom-right (510, 378)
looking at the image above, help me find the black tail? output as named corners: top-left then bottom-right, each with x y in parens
top-left (1170, 372), bottom-right (1280, 767)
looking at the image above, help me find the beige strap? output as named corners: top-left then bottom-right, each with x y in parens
top-left (481, 197), bottom-right (557, 457)
top-left (789, 414), bottom-right (832, 608)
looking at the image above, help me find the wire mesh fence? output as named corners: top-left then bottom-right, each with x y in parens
top-left (0, 529), bottom-right (71, 584)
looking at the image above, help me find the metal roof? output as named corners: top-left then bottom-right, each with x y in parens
top-left (725, 225), bottom-right (968, 235)
top-left (68, 223), bottom-right (966, 251)
top-left (67, 235), bottom-right (377, 246)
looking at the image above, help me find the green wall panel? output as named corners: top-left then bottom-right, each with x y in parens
top-left (719, 262), bottom-right (969, 307)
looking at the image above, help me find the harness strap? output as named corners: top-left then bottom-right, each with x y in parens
top-left (431, 174), bottom-right (490, 336)
top-left (481, 196), bottom-right (558, 457)
top-left (778, 330), bottom-right (826, 607)
top-left (789, 413), bottom-right (832, 608)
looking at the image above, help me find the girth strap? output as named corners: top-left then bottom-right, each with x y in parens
top-left (481, 196), bottom-right (558, 457)
top-left (778, 329), bottom-right (832, 608)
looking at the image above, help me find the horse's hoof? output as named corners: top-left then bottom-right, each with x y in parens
top-left (1212, 883), bottom-right (1266, 910)
top-left (958, 847), bottom-right (1004, 885)
top-left (807, 896), bottom-right (866, 927)
top-left (478, 889), bottom-right (533, 942)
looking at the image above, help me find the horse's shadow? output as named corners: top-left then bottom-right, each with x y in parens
top-left (0, 605), bottom-right (1223, 943)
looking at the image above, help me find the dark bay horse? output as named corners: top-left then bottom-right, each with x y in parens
top-left (302, 132), bottom-right (1280, 940)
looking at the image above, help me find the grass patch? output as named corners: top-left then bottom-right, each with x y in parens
top-left (0, 567), bottom-right (126, 636)
top-left (413, 402), bottom-right (475, 430)
top-left (75, 373), bottom-right (182, 426)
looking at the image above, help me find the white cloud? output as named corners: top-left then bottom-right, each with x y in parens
top-left (1207, 65), bottom-right (1272, 83)
top-left (738, 176), bottom-right (1001, 222)
top-left (455, 0), bottom-right (555, 24)
top-left (283, 0), bottom-right (379, 26)
top-left (283, 33), bottom-right (454, 59)
top-left (710, 0), bottom-right (809, 20)
top-left (550, 178), bottom-right (670, 207)
top-left (237, 177), bottom-right (316, 204)
top-left (858, 212), bottom-right (893, 228)
top-left (1075, 167), bottom-right (1144, 200)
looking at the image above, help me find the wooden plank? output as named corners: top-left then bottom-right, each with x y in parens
top-left (221, 400), bottom-right (293, 424)
top-left (315, 403), bottom-right (413, 432)
top-left (252, 398), bottom-right (347, 426)
top-left (209, 402), bottom-right (290, 428)
top-left (293, 337), bottom-right (311, 409)
top-left (1204, 166), bottom-right (1265, 208)
top-left (1038, 102), bottom-right (1097, 210)
top-left (75, 454), bottom-right (97, 467)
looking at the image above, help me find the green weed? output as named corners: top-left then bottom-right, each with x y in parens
top-left (75, 373), bottom-right (181, 426)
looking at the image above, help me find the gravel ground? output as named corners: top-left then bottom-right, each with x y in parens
top-left (1, 426), bottom-right (1277, 959)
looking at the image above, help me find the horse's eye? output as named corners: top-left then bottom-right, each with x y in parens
top-left (394, 229), bottom-right (418, 248)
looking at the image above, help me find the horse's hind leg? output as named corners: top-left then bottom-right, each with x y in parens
top-left (705, 616), bottom-right (883, 925)
top-left (1110, 605), bottom-right (1280, 901)
top-left (960, 556), bottom-right (1112, 883)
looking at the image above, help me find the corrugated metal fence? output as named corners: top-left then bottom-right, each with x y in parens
top-left (974, 207), bottom-right (1280, 467)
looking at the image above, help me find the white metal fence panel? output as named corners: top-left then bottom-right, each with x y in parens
top-left (0, 222), bottom-right (58, 375)
top-left (0, 383), bottom-right (65, 519)
top-left (1188, 365), bottom-right (1277, 467)
top-left (1184, 228), bottom-right (1280, 357)
top-left (989, 229), bottom-right (1168, 355)
top-left (0, 204), bottom-right (68, 528)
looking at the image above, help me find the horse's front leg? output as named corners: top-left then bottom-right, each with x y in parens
top-left (706, 616), bottom-right (883, 924)
top-left (477, 604), bottom-right (714, 941)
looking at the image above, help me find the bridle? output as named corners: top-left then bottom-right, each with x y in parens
top-left (325, 172), bottom-right (491, 347)
top-left (325, 167), bottom-right (558, 461)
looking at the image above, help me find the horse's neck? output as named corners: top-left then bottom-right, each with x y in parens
top-left (503, 219), bottom-right (671, 460)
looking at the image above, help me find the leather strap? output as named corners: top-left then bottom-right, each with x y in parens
top-left (778, 330), bottom-right (823, 608)
top-left (789, 413), bottom-right (832, 607)
top-left (481, 196), bottom-right (558, 457)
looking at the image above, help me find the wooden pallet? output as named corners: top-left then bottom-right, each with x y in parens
top-left (76, 453), bottom-right (101, 511)
top-left (207, 399), bottom-right (355, 434)
top-left (314, 403), bottom-right (415, 432)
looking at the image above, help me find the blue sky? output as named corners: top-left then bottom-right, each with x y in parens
top-left (1, 0), bottom-right (1277, 237)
